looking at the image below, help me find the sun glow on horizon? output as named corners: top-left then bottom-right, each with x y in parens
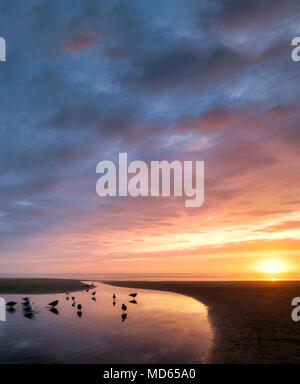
top-left (258, 258), bottom-right (288, 275)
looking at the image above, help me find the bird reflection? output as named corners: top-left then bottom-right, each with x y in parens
top-left (77, 311), bottom-right (82, 318)
top-left (113, 301), bottom-right (116, 306)
top-left (7, 307), bottom-right (16, 313)
top-left (121, 313), bottom-right (127, 322)
top-left (49, 308), bottom-right (59, 315)
top-left (121, 304), bottom-right (127, 311)
top-left (72, 302), bottom-right (76, 307)
top-left (24, 312), bottom-right (35, 320)
top-left (129, 300), bottom-right (137, 304)
top-left (66, 297), bottom-right (69, 301)
top-left (91, 297), bottom-right (96, 302)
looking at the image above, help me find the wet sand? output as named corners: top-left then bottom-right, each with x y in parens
top-left (0, 278), bottom-right (85, 294)
top-left (104, 280), bottom-right (300, 363)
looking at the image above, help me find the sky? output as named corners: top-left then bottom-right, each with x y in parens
top-left (0, 0), bottom-right (300, 276)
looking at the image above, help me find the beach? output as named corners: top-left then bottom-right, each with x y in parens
top-left (0, 278), bottom-right (84, 294)
top-left (104, 280), bottom-right (300, 364)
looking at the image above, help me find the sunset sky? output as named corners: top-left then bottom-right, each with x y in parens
top-left (0, 0), bottom-right (300, 276)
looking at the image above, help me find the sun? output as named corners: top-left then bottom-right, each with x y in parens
top-left (258, 259), bottom-right (287, 274)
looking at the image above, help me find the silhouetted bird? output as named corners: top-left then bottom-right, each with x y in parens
top-left (91, 291), bottom-right (96, 296)
top-left (77, 304), bottom-right (82, 310)
top-left (72, 297), bottom-right (76, 301)
top-left (50, 308), bottom-right (59, 315)
top-left (23, 300), bottom-right (32, 306)
top-left (66, 291), bottom-right (69, 295)
top-left (121, 304), bottom-right (127, 311)
top-left (113, 294), bottom-right (116, 299)
top-left (121, 313), bottom-right (127, 322)
top-left (22, 297), bottom-right (30, 301)
top-left (6, 301), bottom-right (17, 308)
top-left (77, 311), bottom-right (82, 318)
top-left (129, 300), bottom-right (137, 304)
top-left (66, 297), bottom-right (69, 301)
top-left (129, 293), bottom-right (138, 298)
top-left (48, 300), bottom-right (59, 307)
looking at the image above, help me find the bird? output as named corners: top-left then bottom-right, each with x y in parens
top-left (121, 304), bottom-right (127, 311)
top-left (48, 300), bottom-right (59, 307)
top-left (66, 291), bottom-right (69, 295)
top-left (72, 302), bottom-right (76, 307)
top-left (91, 291), bottom-right (96, 296)
top-left (113, 294), bottom-right (116, 299)
top-left (66, 297), bottom-right (69, 301)
top-left (129, 300), bottom-right (137, 304)
top-left (6, 301), bottom-right (17, 308)
top-left (91, 297), bottom-right (96, 302)
top-left (121, 313), bottom-right (127, 322)
top-left (23, 300), bottom-right (32, 306)
top-left (77, 304), bottom-right (82, 310)
top-left (113, 301), bottom-right (116, 306)
top-left (72, 297), bottom-right (76, 301)
top-left (22, 297), bottom-right (30, 301)
top-left (129, 293), bottom-right (138, 298)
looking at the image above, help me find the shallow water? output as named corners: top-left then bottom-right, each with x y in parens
top-left (0, 283), bottom-right (211, 364)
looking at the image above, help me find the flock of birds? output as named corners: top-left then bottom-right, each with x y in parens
top-left (5, 283), bottom-right (138, 322)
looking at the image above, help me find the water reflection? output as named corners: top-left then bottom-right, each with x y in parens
top-left (49, 308), bottom-right (59, 315)
top-left (0, 283), bottom-right (211, 363)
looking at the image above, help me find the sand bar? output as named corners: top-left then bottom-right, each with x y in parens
top-left (0, 278), bottom-right (84, 294)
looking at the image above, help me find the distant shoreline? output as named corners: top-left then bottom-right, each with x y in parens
top-left (0, 278), bottom-right (85, 294)
top-left (103, 280), bottom-right (300, 364)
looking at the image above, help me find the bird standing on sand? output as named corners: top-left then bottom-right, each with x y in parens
top-left (113, 294), bottom-right (116, 299)
top-left (6, 301), bottom-right (17, 308)
top-left (121, 304), bottom-right (127, 311)
top-left (129, 293), bottom-right (138, 298)
top-left (77, 304), bottom-right (82, 310)
top-left (48, 300), bottom-right (59, 307)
